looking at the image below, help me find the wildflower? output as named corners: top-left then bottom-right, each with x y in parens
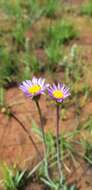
top-left (19, 76), bottom-right (49, 98)
top-left (48, 83), bottom-right (70, 181)
top-left (48, 83), bottom-right (70, 103)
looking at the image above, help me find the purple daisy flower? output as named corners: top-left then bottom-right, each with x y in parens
top-left (19, 76), bottom-right (49, 98)
top-left (48, 83), bottom-right (70, 103)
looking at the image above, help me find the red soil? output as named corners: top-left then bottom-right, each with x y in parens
top-left (0, 87), bottom-right (92, 190)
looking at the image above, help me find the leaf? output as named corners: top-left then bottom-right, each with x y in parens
top-left (31, 120), bottom-right (42, 139)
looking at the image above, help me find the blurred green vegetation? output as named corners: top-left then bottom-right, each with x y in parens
top-left (0, 0), bottom-right (79, 87)
top-left (80, 0), bottom-right (92, 16)
top-left (0, 1), bottom-right (92, 189)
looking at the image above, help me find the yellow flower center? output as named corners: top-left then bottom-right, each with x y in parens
top-left (28, 85), bottom-right (41, 95)
top-left (53, 90), bottom-right (64, 99)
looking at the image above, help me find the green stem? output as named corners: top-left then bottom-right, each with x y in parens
top-left (0, 87), bottom-right (4, 106)
top-left (35, 99), bottom-right (49, 178)
top-left (56, 104), bottom-right (63, 183)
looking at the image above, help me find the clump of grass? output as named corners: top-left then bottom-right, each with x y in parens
top-left (0, 0), bottom-right (22, 18)
top-left (84, 141), bottom-right (92, 165)
top-left (80, 0), bottom-right (92, 16)
top-left (79, 117), bottom-right (92, 165)
top-left (40, 130), bottom-right (78, 189)
top-left (22, 52), bottom-right (42, 80)
top-left (30, 54), bottom-right (41, 73)
top-left (80, 134), bottom-right (92, 166)
top-left (0, 163), bottom-right (29, 190)
top-left (80, 117), bottom-right (92, 131)
top-left (31, 120), bottom-right (79, 179)
top-left (60, 45), bottom-right (83, 84)
top-left (45, 21), bottom-right (77, 71)
top-left (45, 41), bottom-right (62, 70)
top-left (47, 20), bottom-right (78, 45)
top-left (24, 0), bottom-right (45, 26)
top-left (12, 20), bottom-right (26, 49)
top-left (43, 0), bottom-right (60, 18)
top-left (21, 38), bottom-right (31, 80)
top-left (0, 47), bottom-right (19, 86)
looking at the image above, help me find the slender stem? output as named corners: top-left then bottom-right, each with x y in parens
top-left (11, 112), bottom-right (42, 160)
top-left (56, 104), bottom-right (62, 182)
top-left (35, 100), bottom-right (46, 149)
top-left (35, 99), bottom-right (49, 178)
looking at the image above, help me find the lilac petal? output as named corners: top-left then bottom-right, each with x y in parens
top-left (52, 84), bottom-right (57, 90)
top-left (26, 80), bottom-right (32, 86)
top-left (25, 92), bottom-right (32, 97)
top-left (38, 78), bottom-right (45, 86)
top-left (19, 76), bottom-right (50, 98)
top-left (41, 78), bottom-right (45, 86)
top-left (48, 88), bottom-right (53, 94)
top-left (63, 87), bottom-right (69, 92)
top-left (48, 82), bottom-right (70, 102)
top-left (32, 77), bottom-right (37, 84)
top-left (64, 92), bottom-right (70, 98)
top-left (58, 83), bottom-right (63, 90)
top-left (19, 84), bottom-right (28, 91)
top-left (44, 83), bottom-right (50, 89)
top-left (57, 99), bottom-right (63, 102)
top-left (22, 81), bottom-right (31, 88)
top-left (38, 78), bottom-right (42, 85)
top-left (50, 86), bottom-right (55, 91)
top-left (61, 84), bottom-right (65, 91)
top-left (58, 83), bottom-right (61, 90)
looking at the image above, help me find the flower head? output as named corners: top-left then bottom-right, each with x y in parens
top-left (48, 83), bottom-right (70, 103)
top-left (19, 77), bottom-right (49, 98)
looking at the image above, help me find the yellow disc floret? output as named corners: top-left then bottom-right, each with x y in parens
top-left (53, 90), bottom-right (64, 99)
top-left (28, 85), bottom-right (41, 95)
